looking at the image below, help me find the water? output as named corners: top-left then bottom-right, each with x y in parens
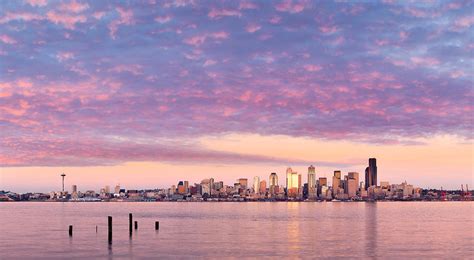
top-left (0, 202), bottom-right (473, 259)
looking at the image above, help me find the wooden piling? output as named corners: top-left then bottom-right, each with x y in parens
top-left (129, 213), bottom-right (133, 235)
top-left (134, 221), bottom-right (138, 230)
top-left (108, 216), bottom-right (112, 243)
top-left (155, 221), bottom-right (159, 230)
top-left (69, 225), bottom-right (73, 236)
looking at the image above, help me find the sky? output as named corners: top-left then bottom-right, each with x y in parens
top-left (0, 0), bottom-right (473, 192)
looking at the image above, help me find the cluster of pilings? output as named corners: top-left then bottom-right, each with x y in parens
top-left (68, 213), bottom-right (160, 243)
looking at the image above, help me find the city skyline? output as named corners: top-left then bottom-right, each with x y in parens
top-left (1, 1), bottom-right (473, 192)
top-left (4, 157), bottom-right (472, 202)
top-left (2, 157), bottom-right (469, 194)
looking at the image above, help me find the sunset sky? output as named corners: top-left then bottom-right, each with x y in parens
top-left (0, 0), bottom-right (473, 192)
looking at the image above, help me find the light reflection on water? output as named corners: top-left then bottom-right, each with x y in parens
top-left (0, 202), bottom-right (473, 259)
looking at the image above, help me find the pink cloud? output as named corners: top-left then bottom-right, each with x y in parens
top-left (319, 25), bottom-right (338, 34)
top-left (25, 0), bottom-right (47, 7)
top-left (239, 1), bottom-right (258, 10)
top-left (246, 23), bottom-right (261, 33)
top-left (93, 11), bottom-right (105, 20)
top-left (203, 59), bottom-right (217, 67)
top-left (0, 34), bottom-right (17, 44)
top-left (269, 16), bottom-right (281, 24)
top-left (46, 11), bottom-right (86, 29)
top-left (375, 39), bottom-right (389, 46)
top-left (454, 15), bottom-right (474, 29)
top-left (184, 31), bottom-right (229, 46)
top-left (303, 64), bottom-right (322, 72)
top-left (56, 51), bottom-right (74, 62)
top-left (208, 8), bottom-right (242, 19)
top-left (399, 31), bottom-right (408, 41)
top-left (108, 64), bottom-right (143, 75)
top-left (275, 0), bottom-right (307, 13)
top-left (0, 12), bottom-right (43, 24)
top-left (108, 7), bottom-right (134, 39)
top-left (410, 56), bottom-right (440, 66)
top-left (58, 0), bottom-right (89, 13)
top-left (155, 15), bottom-right (172, 24)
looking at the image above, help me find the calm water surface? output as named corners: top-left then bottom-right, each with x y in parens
top-left (1, 202), bottom-right (473, 259)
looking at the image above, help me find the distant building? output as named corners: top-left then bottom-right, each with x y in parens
top-left (238, 178), bottom-right (248, 189)
top-left (347, 178), bottom-right (357, 198)
top-left (348, 172), bottom-right (359, 189)
top-left (269, 172), bottom-right (278, 195)
top-left (259, 180), bottom-right (267, 194)
top-left (286, 167), bottom-right (300, 197)
top-left (365, 158), bottom-right (377, 189)
top-left (307, 165), bottom-right (316, 198)
top-left (253, 176), bottom-right (260, 194)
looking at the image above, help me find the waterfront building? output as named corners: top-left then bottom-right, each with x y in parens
top-left (286, 167), bottom-right (300, 197)
top-left (332, 170), bottom-right (341, 188)
top-left (238, 178), bottom-right (248, 189)
top-left (253, 176), bottom-right (260, 194)
top-left (177, 181), bottom-right (186, 194)
top-left (380, 181), bottom-right (389, 189)
top-left (318, 177), bottom-right (327, 197)
top-left (269, 172), bottom-right (278, 195)
top-left (308, 165), bottom-right (316, 198)
top-left (114, 184), bottom-right (120, 195)
top-left (347, 178), bottom-right (357, 198)
top-left (259, 180), bottom-right (267, 195)
top-left (348, 172), bottom-right (359, 191)
top-left (365, 158), bottom-right (377, 189)
top-left (71, 185), bottom-right (78, 200)
top-left (184, 181), bottom-right (189, 193)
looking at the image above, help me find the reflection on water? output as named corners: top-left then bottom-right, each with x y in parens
top-left (287, 203), bottom-right (301, 252)
top-left (365, 203), bottom-right (377, 258)
top-left (0, 202), bottom-right (472, 258)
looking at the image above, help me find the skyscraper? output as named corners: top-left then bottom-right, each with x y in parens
top-left (238, 178), bottom-right (248, 189)
top-left (269, 172), bottom-right (278, 195)
top-left (286, 167), bottom-right (293, 191)
top-left (332, 170), bottom-right (341, 196)
top-left (253, 176), bottom-right (260, 194)
top-left (286, 167), bottom-right (299, 197)
top-left (365, 158), bottom-right (377, 189)
top-left (259, 180), bottom-right (267, 194)
top-left (307, 165), bottom-right (316, 195)
top-left (348, 172), bottom-right (359, 191)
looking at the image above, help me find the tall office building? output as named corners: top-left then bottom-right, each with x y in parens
top-left (347, 178), bottom-right (357, 198)
top-left (286, 167), bottom-right (300, 197)
top-left (269, 172), bottom-right (278, 195)
top-left (259, 180), bottom-right (267, 194)
top-left (238, 178), bottom-right (248, 189)
top-left (184, 181), bottom-right (189, 193)
top-left (317, 177), bottom-right (327, 197)
top-left (253, 176), bottom-right (260, 194)
top-left (365, 158), bottom-right (377, 189)
top-left (348, 172), bottom-right (359, 191)
top-left (286, 167), bottom-right (293, 190)
top-left (307, 165), bottom-right (316, 193)
top-left (71, 185), bottom-right (78, 199)
top-left (332, 171), bottom-right (341, 196)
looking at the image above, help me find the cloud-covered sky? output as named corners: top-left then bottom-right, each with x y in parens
top-left (0, 0), bottom-right (473, 172)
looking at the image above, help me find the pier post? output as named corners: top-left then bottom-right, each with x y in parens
top-left (69, 225), bottom-right (73, 236)
top-left (155, 221), bottom-right (159, 230)
top-left (108, 216), bottom-right (112, 243)
top-left (134, 221), bottom-right (138, 230)
top-left (129, 213), bottom-right (133, 235)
